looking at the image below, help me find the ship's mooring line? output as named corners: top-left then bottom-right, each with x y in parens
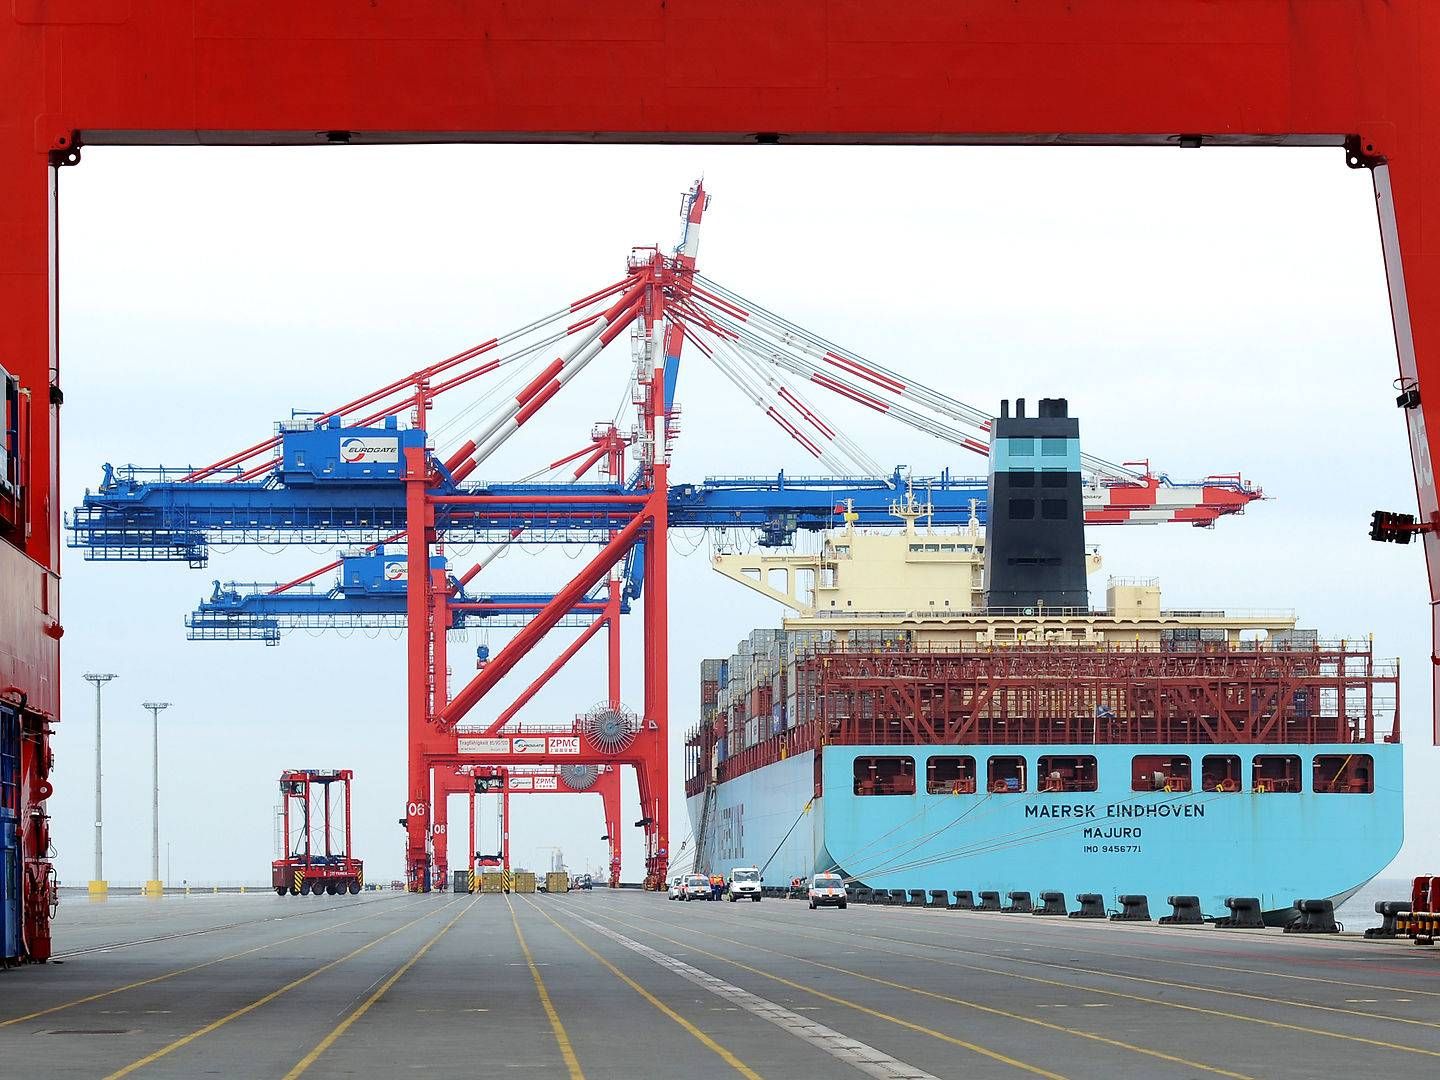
top-left (821, 793), bottom-right (987, 878)
top-left (757, 798), bottom-right (814, 878)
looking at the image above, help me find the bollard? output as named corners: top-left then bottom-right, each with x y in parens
top-left (1035, 891), bottom-right (1067, 916)
top-left (1159, 895), bottom-right (1204, 925)
top-left (977, 890), bottom-right (1001, 911)
top-left (1214, 896), bottom-right (1265, 929)
top-left (1002, 891), bottom-right (1033, 914)
top-left (1111, 895), bottom-right (1151, 921)
top-left (853, 887), bottom-right (873, 904)
top-left (907, 889), bottom-right (927, 907)
top-left (1284, 898), bottom-right (1340, 934)
top-left (928, 889), bottom-right (949, 908)
top-left (1069, 893), bottom-right (1106, 919)
top-left (1366, 900), bottom-right (1411, 939)
top-left (952, 890), bottom-right (976, 911)
top-left (889, 889), bottom-right (908, 906)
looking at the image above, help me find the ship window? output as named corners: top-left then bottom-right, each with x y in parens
top-left (1131, 755), bottom-right (1192, 792)
top-left (1008, 498), bottom-right (1035, 520)
top-left (926, 756), bottom-right (976, 795)
top-left (1041, 498), bottom-right (1067, 520)
top-left (1040, 471), bottom-right (1067, 488)
top-left (909, 544), bottom-right (923, 552)
top-left (924, 544), bottom-right (940, 552)
top-left (1201, 754), bottom-right (1242, 793)
top-left (1313, 754), bottom-right (1373, 794)
top-left (1009, 438), bottom-right (1035, 457)
top-left (987, 756), bottom-right (1027, 794)
top-left (1252, 754), bottom-right (1302, 793)
top-left (1010, 471), bottom-right (1036, 488)
top-left (854, 756), bottom-right (915, 796)
top-left (1041, 438), bottom-right (1068, 457)
top-left (1038, 755), bottom-right (1098, 792)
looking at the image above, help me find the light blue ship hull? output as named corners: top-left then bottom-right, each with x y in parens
top-left (687, 743), bottom-right (1403, 916)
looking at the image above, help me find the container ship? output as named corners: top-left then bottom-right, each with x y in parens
top-left (685, 399), bottom-right (1402, 918)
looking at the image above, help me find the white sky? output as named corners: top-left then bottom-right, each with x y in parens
top-left (51, 144), bottom-right (1436, 887)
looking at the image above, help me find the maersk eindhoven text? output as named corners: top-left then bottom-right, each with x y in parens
top-left (1026, 803), bottom-right (1208, 819)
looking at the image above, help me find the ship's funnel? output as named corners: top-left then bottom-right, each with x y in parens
top-left (983, 397), bottom-right (1088, 611)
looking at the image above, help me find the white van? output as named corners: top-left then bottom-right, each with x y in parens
top-left (728, 866), bottom-right (763, 901)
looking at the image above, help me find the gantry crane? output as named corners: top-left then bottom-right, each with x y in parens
top-left (69, 180), bottom-right (1264, 891)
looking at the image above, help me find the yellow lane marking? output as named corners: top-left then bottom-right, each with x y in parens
top-left (283, 899), bottom-right (475, 1079)
top-left (888, 917), bottom-right (1440, 1001)
top-left (1, 900), bottom-right (402, 1028)
top-left (595, 904), bottom-right (1251, 1080)
top-left (519, 896), bottom-right (763, 1080)
top-left (667, 904), bottom-right (1440, 1062)
top-left (507, 897), bottom-right (585, 1080)
top-left (102, 898), bottom-right (461, 1080)
top-left (561, 899), bottom-right (1067, 1079)
top-left (753, 909), bottom-right (1440, 1034)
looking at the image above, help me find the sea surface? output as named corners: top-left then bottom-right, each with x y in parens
top-left (1334, 876), bottom-right (1412, 931)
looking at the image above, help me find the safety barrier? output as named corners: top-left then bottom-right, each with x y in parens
top-left (977, 890), bottom-right (1001, 911)
top-left (1365, 900), bottom-right (1410, 939)
top-left (852, 887), bottom-right (873, 903)
top-left (1284, 898), bottom-right (1340, 933)
top-left (1214, 896), bottom-right (1264, 928)
top-left (1035, 892), bottom-right (1067, 916)
top-left (1069, 894), bottom-right (1106, 919)
top-left (1159, 895), bottom-right (1204, 925)
top-left (1002, 890), bottom-right (1032, 914)
top-left (1111, 895), bottom-right (1151, 921)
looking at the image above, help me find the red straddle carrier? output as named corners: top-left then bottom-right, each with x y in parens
top-left (271, 770), bottom-right (364, 896)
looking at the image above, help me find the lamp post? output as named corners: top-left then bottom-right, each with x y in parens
top-left (82, 673), bottom-right (117, 897)
top-left (141, 702), bottom-right (171, 897)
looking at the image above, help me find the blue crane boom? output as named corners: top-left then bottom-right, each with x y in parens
top-left (71, 421), bottom-right (998, 564)
top-left (190, 548), bottom-right (619, 644)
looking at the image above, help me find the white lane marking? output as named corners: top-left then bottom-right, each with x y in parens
top-left (563, 907), bottom-right (941, 1080)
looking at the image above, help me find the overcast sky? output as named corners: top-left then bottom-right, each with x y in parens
top-left (50, 144), bottom-right (1435, 887)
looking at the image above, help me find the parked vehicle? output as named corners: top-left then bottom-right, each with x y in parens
top-left (728, 866), bottom-right (763, 902)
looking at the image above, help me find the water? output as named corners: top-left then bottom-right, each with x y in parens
top-left (1335, 876), bottom-right (1412, 931)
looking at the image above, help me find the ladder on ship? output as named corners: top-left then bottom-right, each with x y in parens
top-left (692, 780), bottom-right (719, 875)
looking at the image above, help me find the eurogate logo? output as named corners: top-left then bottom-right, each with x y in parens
top-left (339, 437), bottom-right (400, 463)
top-left (511, 737), bottom-right (544, 754)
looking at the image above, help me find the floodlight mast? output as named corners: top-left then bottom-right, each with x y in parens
top-left (141, 701), bottom-right (172, 893)
top-left (82, 673), bottom-right (118, 896)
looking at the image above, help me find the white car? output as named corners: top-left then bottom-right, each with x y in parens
top-left (682, 874), bottom-right (712, 901)
top-left (808, 873), bottom-right (848, 910)
top-left (668, 875), bottom-right (686, 900)
top-left (728, 867), bottom-right (763, 902)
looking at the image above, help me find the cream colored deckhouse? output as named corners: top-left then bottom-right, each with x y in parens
top-left (711, 492), bottom-right (1298, 648)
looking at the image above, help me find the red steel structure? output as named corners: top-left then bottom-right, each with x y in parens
top-left (432, 764), bottom-right (624, 888)
top-left (0, 2), bottom-right (1435, 960)
top-left (688, 641), bottom-right (1400, 798)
